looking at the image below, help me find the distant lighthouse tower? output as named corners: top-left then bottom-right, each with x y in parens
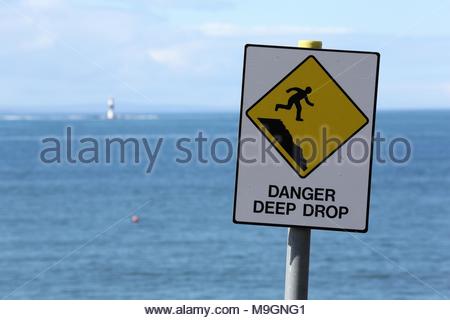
top-left (106, 97), bottom-right (115, 120)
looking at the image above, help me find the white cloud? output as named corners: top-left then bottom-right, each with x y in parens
top-left (22, 0), bottom-right (63, 9)
top-left (18, 0), bottom-right (65, 12)
top-left (147, 43), bottom-right (207, 71)
top-left (20, 32), bottom-right (57, 50)
top-left (442, 82), bottom-right (450, 95)
top-left (196, 22), bottom-right (352, 37)
top-left (148, 47), bottom-right (187, 69)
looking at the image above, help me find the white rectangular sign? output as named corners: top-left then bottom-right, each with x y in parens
top-left (233, 44), bottom-right (380, 232)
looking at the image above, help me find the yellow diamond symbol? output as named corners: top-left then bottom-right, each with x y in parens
top-left (246, 55), bottom-right (368, 178)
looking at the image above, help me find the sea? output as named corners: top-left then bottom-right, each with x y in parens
top-left (0, 110), bottom-right (449, 299)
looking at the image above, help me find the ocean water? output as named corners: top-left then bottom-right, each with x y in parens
top-left (0, 111), bottom-right (449, 299)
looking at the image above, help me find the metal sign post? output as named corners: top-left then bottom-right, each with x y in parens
top-left (284, 40), bottom-right (321, 300)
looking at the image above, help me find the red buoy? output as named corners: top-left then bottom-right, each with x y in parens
top-left (131, 215), bottom-right (140, 223)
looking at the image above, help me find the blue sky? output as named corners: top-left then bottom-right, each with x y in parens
top-left (1, 0), bottom-right (450, 112)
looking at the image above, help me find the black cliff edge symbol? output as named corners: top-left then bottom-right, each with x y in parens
top-left (258, 118), bottom-right (307, 171)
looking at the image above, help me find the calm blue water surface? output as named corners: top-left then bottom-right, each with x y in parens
top-left (0, 111), bottom-right (449, 299)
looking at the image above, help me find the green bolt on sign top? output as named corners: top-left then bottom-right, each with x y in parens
top-left (233, 44), bottom-right (380, 232)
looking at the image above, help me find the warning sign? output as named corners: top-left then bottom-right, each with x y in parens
top-left (233, 44), bottom-right (380, 232)
top-left (246, 55), bottom-right (368, 178)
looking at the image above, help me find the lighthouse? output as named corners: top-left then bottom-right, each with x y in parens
top-left (106, 97), bottom-right (115, 120)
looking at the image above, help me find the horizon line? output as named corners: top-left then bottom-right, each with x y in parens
top-left (1, 108), bottom-right (450, 114)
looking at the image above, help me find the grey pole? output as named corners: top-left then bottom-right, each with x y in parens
top-left (284, 227), bottom-right (311, 299)
top-left (284, 39), bottom-right (322, 300)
